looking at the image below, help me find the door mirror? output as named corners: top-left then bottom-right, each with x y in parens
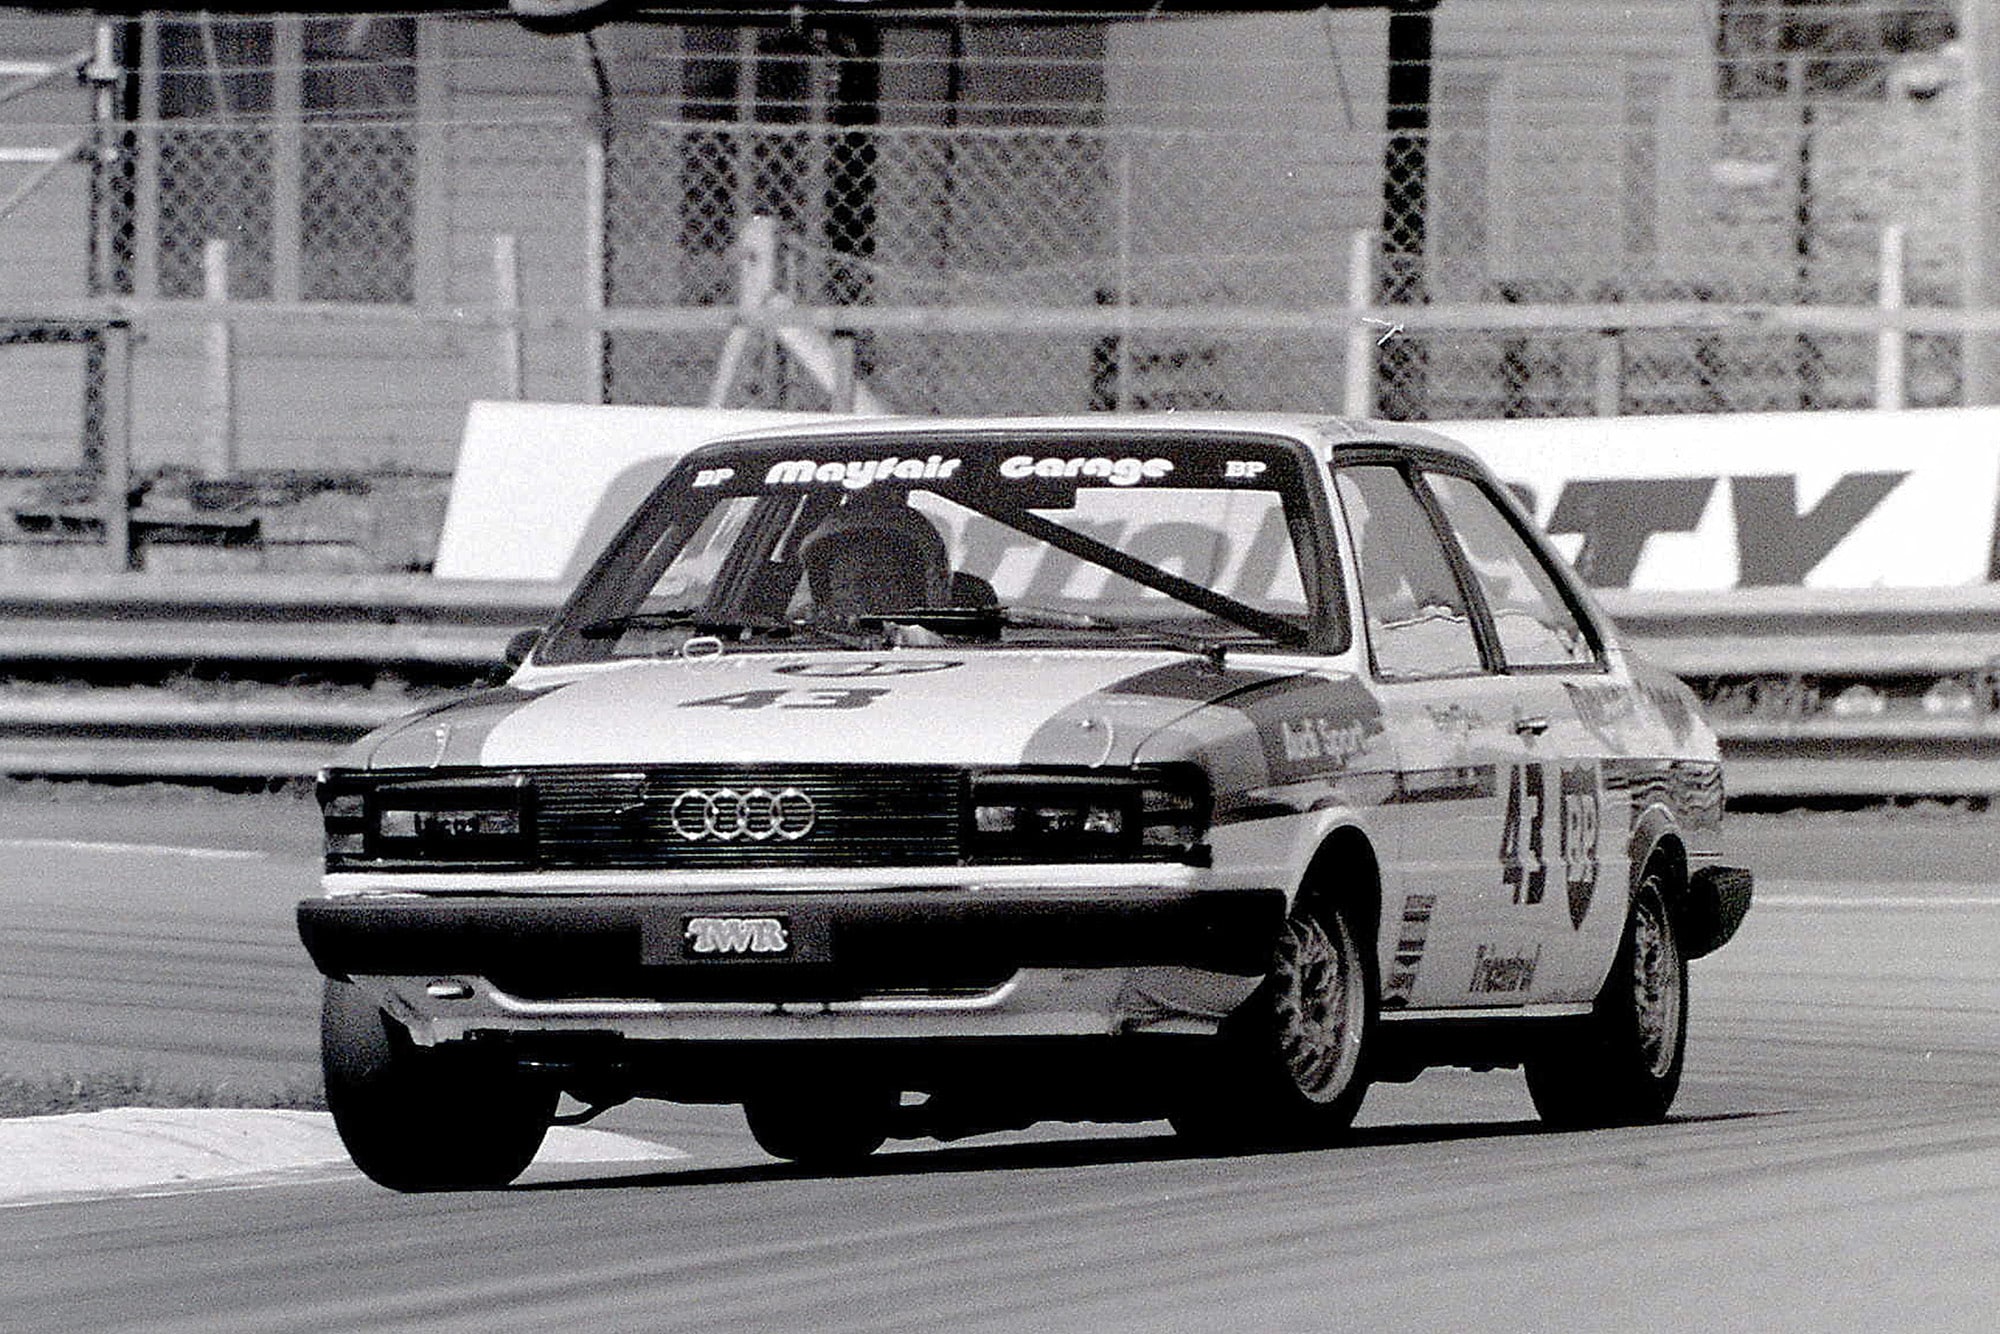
top-left (501, 626), bottom-right (542, 670)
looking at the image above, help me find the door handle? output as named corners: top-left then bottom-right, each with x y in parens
top-left (1513, 714), bottom-right (1551, 737)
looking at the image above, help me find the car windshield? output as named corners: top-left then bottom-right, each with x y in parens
top-left (540, 430), bottom-right (1329, 664)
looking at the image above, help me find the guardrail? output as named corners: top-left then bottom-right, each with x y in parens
top-left (0, 575), bottom-right (1992, 799)
top-left (1597, 587), bottom-right (2000, 800)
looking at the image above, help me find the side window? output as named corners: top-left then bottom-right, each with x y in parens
top-left (1334, 465), bottom-right (1485, 681)
top-left (1424, 472), bottom-right (1599, 669)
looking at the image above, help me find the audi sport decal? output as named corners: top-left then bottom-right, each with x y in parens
top-left (1278, 716), bottom-right (1371, 768)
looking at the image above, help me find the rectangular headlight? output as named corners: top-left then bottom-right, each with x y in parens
top-left (967, 767), bottom-right (1207, 864)
top-left (319, 771), bottom-right (532, 868)
top-left (318, 775), bottom-right (368, 862)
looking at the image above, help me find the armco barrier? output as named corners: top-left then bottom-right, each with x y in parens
top-left (1598, 587), bottom-right (2000, 800)
top-left (0, 576), bottom-right (1993, 798)
top-left (0, 573), bottom-right (562, 671)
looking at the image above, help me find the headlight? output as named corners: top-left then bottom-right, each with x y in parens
top-left (319, 781), bottom-right (367, 859)
top-left (319, 771), bottom-right (532, 868)
top-left (968, 767), bottom-right (1209, 864)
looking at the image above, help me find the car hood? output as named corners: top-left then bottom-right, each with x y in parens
top-left (352, 649), bottom-right (1309, 770)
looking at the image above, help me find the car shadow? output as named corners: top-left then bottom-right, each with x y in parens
top-left (507, 1107), bottom-right (1777, 1195)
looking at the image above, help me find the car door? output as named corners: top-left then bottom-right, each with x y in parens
top-left (1331, 461), bottom-right (1543, 1011)
top-left (1416, 466), bottom-right (1631, 1006)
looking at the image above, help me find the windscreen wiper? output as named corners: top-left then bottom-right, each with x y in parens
top-left (858, 604), bottom-right (1256, 667)
top-left (854, 603), bottom-right (1093, 639)
top-left (576, 610), bottom-right (795, 639)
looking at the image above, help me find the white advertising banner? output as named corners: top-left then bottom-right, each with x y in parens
top-left (432, 402), bottom-right (841, 581)
top-left (433, 403), bottom-right (2000, 590)
top-left (1443, 407), bottom-right (2000, 589)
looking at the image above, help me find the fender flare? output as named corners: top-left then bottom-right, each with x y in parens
top-left (1628, 801), bottom-right (1690, 937)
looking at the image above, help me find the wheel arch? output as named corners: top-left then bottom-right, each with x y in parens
top-left (1294, 822), bottom-right (1384, 958)
top-left (1628, 803), bottom-right (1691, 934)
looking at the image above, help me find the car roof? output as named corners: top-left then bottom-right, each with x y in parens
top-left (686, 412), bottom-right (1485, 465)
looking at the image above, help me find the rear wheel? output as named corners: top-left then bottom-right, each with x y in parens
top-left (743, 1082), bottom-right (896, 1167)
top-left (1526, 869), bottom-right (1687, 1129)
top-left (1172, 899), bottom-right (1374, 1149)
top-left (321, 979), bottom-right (557, 1192)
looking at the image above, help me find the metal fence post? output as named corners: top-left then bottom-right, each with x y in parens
top-left (494, 234), bottom-right (524, 401)
top-left (581, 102), bottom-right (607, 404)
top-left (1593, 332), bottom-right (1623, 417)
top-left (1965, 0), bottom-right (2000, 402)
top-left (98, 319), bottom-right (133, 571)
top-left (830, 331), bottom-right (857, 413)
top-left (1115, 139), bottom-right (1134, 410)
top-left (203, 238), bottom-right (235, 478)
top-left (1876, 223), bottom-right (1907, 411)
top-left (1342, 228), bottom-right (1376, 419)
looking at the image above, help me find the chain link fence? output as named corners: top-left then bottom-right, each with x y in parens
top-left (585, 108), bottom-right (1963, 420)
top-left (70, 108), bottom-right (1984, 423)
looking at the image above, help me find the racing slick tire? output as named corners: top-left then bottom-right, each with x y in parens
top-left (743, 1081), bottom-right (896, 1168)
top-left (321, 978), bottom-right (558, 1192)
top-left (1170, 898), bottom-right (1374, 1150)
top-left (1525, 868), bottom-right (1687, 1130)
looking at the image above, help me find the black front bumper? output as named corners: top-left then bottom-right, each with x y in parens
top-left (298, 887), bottom-right (1286, 1004)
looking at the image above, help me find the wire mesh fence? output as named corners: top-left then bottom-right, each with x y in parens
top-left (126, 111), bottom-right (1965, 419)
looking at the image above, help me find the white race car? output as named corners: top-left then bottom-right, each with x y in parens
top-left (298, 414), bottom-right (1752, 1190)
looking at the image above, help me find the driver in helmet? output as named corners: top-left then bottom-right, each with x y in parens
top-left (797, 498), bottom-right (952, 625)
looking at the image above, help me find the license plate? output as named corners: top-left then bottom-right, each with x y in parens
top-left (680, 914), bottom-right (793, 958)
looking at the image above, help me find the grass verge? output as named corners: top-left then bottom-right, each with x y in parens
top-left (0, 1071), bottom-right (325, 1119)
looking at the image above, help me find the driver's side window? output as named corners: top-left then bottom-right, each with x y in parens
top-left (1334, 465), bottom-right (1485, 681)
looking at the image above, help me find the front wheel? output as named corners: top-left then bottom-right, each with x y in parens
top-left (1171, 900), bottom-right (1374, 1149)
top-left (1525, 871), bottom-right (1687, 1129)
top-left (321, 979), bottom-right (557, 1192)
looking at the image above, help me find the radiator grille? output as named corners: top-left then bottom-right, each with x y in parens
top-left (530, 765), bottom-right (964, 870)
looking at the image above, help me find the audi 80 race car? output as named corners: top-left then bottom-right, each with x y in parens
top-left (297, 413), bottom-right (1753, 1190)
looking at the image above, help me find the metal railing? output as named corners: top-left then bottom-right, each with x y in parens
top-left (0, 574), bottom-right (1994, 799)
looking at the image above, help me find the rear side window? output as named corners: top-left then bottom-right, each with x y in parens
top-left (1423, 471), bottom-right (1598, 669)
top-left (1333, 465), bottom-right (1484, 681)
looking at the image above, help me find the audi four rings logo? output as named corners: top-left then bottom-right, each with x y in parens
top-left (667, 787), bottom-right (817, 842)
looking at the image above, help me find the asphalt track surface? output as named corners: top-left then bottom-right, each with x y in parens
top-left (0, 790), bottom-right (1995, 1332)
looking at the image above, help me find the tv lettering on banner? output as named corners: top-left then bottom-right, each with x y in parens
top-left (1446, 408), bottom-right (2000, 589)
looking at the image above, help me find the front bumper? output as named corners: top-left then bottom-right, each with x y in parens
top-left (298, 885), bottom-right (1285, 1044)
